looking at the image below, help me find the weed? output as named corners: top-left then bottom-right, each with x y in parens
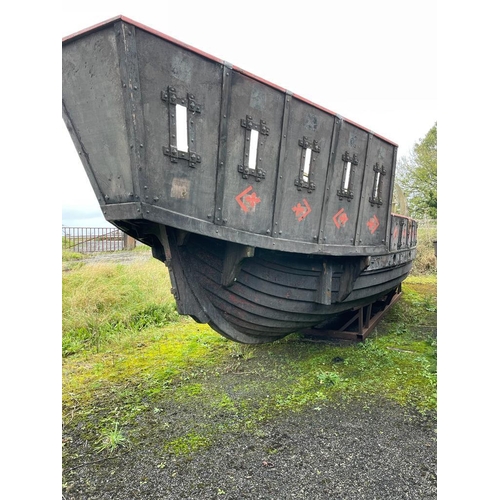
top-left (228, 343), bottom-right (256, 360)
top-left (96, 422), bottom-right (128, 453)
top-left (317, 370), bottom-right (342, 386)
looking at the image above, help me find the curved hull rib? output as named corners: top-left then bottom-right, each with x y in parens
top-left (163, 230), bottom-right (412, 343)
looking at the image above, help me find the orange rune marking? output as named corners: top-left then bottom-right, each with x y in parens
top-left (292, 198), bottom-right (312, 221)
top-left (367, 214), bottom-right (380, 234)
top-left (235, 186), bottom-right (261, 213)
top-left (333, 208), bottom-right (349, 229)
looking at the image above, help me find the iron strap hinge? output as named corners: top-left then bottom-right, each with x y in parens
top-left (237, 115), bottom-right (268, 181)
top-left (295, 136), bottom-right (319, 192)
top-left (161, 86), bottom-right (202, 167)
top-left (369, 162), bottom-right (386, 206)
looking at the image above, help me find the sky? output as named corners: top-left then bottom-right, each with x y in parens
top-left (60, 0), bottom-right (437, 228)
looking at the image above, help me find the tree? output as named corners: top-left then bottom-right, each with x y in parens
top-left (395, 123), bottom-right (437, 219)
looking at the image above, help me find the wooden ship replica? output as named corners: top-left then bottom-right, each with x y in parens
top-left (62, 16), bottom-right (417, 344)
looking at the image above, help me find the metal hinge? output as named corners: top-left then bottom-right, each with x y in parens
top-left (337, 151), bottom-right (358, 200)
top-left (369, 162), bottom-right (386, 206)
top-left (161, 86), bottom-right (202, 167)
top-left (295, 137), bottom-right (319, 192)
top-left (237, 115), bottom-right (268, 181)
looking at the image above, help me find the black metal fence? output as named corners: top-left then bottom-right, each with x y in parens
top-left (63, 221), bottom-right (435, 254)
top-left (62, 226), bottom-right (136, 253)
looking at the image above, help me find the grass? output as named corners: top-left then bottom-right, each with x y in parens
top-left (62, 239), bottom-right (437, 460)
top-left (62, 258), bottom-right (180, 356)
top-left (411, 224), bottom-right (437, 275)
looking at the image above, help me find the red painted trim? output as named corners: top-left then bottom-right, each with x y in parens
top-left (62, 15), bottom-right (398, 147)
top-left (62, 15), bottom-right (123, 43)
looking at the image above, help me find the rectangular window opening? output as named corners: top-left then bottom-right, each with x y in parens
top-left (343, 161), bottom-right (352, 191)
top-left (249, 129), bottom-right (259, 170)
top-left (176, 104), bottom-right (189, 152)
top-left (303, 147), bottom-right (312, 181)
top-left (373, 171), bottom-right (381, 198)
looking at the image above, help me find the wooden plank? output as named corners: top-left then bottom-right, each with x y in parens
top-left (300, 289), bottom-right (402, 342)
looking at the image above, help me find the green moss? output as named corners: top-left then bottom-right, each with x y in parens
top-left (164, 432), bottom-right (212, 456)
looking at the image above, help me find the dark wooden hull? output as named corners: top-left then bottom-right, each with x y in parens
top-left (157, 229), bottom-right (414, 343)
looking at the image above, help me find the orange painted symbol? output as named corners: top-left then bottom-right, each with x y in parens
top-left (367, 214), bottom-right (380, 234)
top-left (393, 226), bottom-right (399, 240)
top-left (292, 198), bottom-right (312, 221)
top-left (333, 208), bottom-right (349, 229)
top-left (236, 186), bottom-right (261, 213)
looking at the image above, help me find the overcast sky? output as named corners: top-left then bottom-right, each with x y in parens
top-left (61, 0), bottom-right (437, 227)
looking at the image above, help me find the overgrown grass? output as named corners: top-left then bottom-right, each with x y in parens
top-left (62, 247), bottom-right (436, 459)
top-left (412, 224), bottom-right (437, 275)
top-left (62, 258), bottom-right (180, 356)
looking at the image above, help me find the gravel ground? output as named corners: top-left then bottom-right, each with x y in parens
top-left (63, 397), bottom-right (436, 500)
top-left (63, 251), bottom-right (437, 499)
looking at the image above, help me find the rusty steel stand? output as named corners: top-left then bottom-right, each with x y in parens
top-left (301, 285), bottom-right (402, 342)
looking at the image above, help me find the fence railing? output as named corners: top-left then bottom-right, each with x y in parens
top-left (63, 221), bottom-right (436, 254)
top-left (62, 227), bottom-right (136, 253)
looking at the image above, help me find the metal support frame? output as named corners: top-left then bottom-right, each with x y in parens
top-left (300, 285), bottom-right (402, 342)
